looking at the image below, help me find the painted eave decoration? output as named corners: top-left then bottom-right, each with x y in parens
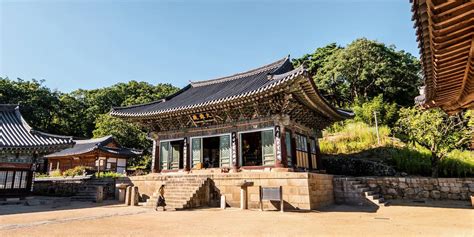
top-left (412, 0), bottom-right (474, 114)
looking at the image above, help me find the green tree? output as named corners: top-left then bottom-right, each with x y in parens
top-left (353, 94), bottom-right (398, 127)
top-left (293, 43), bottom-right (347, 106)
top-left (93, 114), bottom-right (151, 167)
top-left (395, 107), bottom-right (472, 177)
top-left (0, 77), bottom-right (63, 133)
top-left (294, 38), bottom-right (421, 106)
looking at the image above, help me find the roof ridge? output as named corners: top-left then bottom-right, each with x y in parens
top-left (74, 135), bottom-right (113, 144)
top-left (0, 104), bottom-right (19, 112)
top-left (111, 100), bottom-right (164, 111)
top-left (190, 56), bottom-right (290, 87)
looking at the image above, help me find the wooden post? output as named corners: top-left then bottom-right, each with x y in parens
top-left (374, 111), bottom-right (380, 145)
top-left (306, 139), bottom-right (313, 171)
top-left (151, 140), bottom-right (161, 173)
top-left (280, 127), bottom-right (288, 168)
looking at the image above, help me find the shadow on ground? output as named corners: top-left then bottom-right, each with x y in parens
top-left (0, 197), bottom-right (120, 216)
top-left (387, 199), bottom-right (472, 209)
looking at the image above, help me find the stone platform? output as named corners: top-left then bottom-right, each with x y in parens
top-left (117, 171), bottom-right (334, 210)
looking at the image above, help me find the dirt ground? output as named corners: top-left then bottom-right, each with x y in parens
top-left (0, 199), bottom-right (472, 237)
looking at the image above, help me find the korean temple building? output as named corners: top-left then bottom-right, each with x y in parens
top-left (111, 57), bottom-right (353, 173)
top-left (45, 135), bottom-right (140, 174)
top-left (0, 104), bottom-right (74, 197)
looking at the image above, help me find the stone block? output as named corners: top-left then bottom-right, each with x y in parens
top-left (387, 188), bottom-right (398, 195)
top-left (249, 194), bottom-right (260, 202)
top-left (423, 185), bottom-right (434, 191)
top-left (430, 190), bottom-right (440, 199)
top-left (289, 179), bottom-right (308, 187)
top-left (450, 187), bottom-right (461, 193)
top-left (440, 186), bottom-right (450, 192)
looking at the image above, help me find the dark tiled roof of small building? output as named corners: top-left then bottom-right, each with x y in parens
top-left (0, 104), bottom-right (74, 151)
top-left (45, 135), bottom-right (141, 158)
top-left (111, 56), bottom-right (351, 119)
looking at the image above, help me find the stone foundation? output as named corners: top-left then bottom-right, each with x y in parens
top-left (117, 172), bottom-right (334, 210)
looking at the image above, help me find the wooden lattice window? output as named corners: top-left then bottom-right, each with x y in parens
top-left (295, 134), bottom-right (309, 169)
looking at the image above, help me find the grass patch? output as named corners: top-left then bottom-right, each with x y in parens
top-left (320, 121), bottom-right (474, 177)
top-left (320, 121), bottom-right (393, 154)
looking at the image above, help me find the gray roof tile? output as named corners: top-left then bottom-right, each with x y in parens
top-left (0, 104), bottom-right (74, 151)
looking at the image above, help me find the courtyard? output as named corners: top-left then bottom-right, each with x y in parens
top-left (0, 199), bottom-right (472, 237)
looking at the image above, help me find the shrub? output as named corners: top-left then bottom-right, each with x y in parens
top-left (35, 173), bottom-right (49, 178)
top-left (97, 172), bottom-right (124, 179)
top-left (62, 166), bottom-right (94, 177)
top-left (49, 169), bottom-right (62, 177)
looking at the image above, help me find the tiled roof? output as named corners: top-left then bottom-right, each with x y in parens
top-left (111, 56), bottom-right (351, 119)
top-left (45, 135), bottom-right (141, 158)
top-left (0, 104), bottom-right (74, 151)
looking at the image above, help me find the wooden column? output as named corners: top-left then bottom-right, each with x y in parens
top-left (151, 139), bottom-right (161, 173)
top-left (231, 132), bottom-right (239, 171)
top-left (280, 127), bottom-right (288, 168)
top-left (306, 139), bottom-right (313, 171)
top-left (315, 139), bottom-right (323, 170)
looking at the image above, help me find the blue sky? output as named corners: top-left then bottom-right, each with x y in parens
top-left (0, 0), bottom-right (418, 92)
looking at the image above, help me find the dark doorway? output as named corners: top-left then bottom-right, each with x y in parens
top-left (203, 137), bottom-right (220, 168)
top-left (170, 140), bottom-right (184, 170)
top-left (241, 131), bottom-right (262, 166)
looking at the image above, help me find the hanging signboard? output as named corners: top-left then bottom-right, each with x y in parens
top-left (275, 125), bottom-right (282, 161)
top-left (191, 113), bottom-right (213, 122)
top-left (231, 132), bottom-right (237, 166)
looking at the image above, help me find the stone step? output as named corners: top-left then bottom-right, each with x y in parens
top-left (153, 192), bottom-right (196, 197)
top-left (71, 197), bottom-right (95, 201)
top-left (357, 187), bottom-right (370, 192)
top-left (364, 191), bottom-right (375, 196)
top-left (352, 184), bottom-right (367, 189)
top-left (162, 186), bottom-right (201, 191)
top-left (74, 194), bottom-right (96, 197)
top-left (165, 183), bottom-right (203, 188)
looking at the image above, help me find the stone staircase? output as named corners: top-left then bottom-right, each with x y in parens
top-left (145, 176), bottom-right (210, 210)
top-left (71, 179), bottom-right (111, 202)
top-left (345, 178), bottom-right (387, 207)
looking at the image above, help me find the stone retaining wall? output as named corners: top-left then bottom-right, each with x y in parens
top-left (34, 177), bottom-right (116, 199)
top-left (359, 177), bottom-right (474, 201)
top-left (333, 176), bottom-right (474, 203)
top-left (117, 172), bottom-right (334, 210)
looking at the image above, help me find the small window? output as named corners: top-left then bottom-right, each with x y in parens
top-left (13, 171), bottom-right (21, 189)
top-left (0, 171), bottom-right (7, 189)
top-left (5, 171), bottom-right (14, 189)
top-left (20, 171), bottom-right (28, 189)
